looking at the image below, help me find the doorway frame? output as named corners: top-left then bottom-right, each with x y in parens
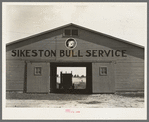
top-left (50, 62), bottom-right (92, 94)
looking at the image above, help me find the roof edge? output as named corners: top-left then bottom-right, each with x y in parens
top-left (6, 23), bottom-right (73, 46)
top-left (6, 23), bottom-right (144, 49)
top-left (72, 23), bottom-right (144, 49)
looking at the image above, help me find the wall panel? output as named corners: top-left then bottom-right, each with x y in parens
top-left (115, 62), bottom-right (144, 91)
top-left (6, 60), bottom-right (25, 91)
top-left (92, 62), bottom-right (115, 93)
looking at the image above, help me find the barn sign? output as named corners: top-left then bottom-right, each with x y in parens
top-left (11, 49), bottom-right (127, 57)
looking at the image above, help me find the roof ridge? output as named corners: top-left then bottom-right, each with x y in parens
top-left (6, 23), bottom-right (144, 49)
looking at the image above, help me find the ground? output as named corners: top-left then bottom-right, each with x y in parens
top-left (6, 92), bottom-right (144, 108)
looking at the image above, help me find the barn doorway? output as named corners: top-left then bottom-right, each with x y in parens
top-left (57, 67), bottom-right (86, 90)
top-left (50, 62), bottom-right (92, 94)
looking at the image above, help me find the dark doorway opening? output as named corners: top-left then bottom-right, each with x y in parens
top-left (50, 62), bottom-right (92, 94)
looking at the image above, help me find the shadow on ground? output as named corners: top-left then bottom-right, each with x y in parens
top-left (78, 101), bottom-right (102, 104)
top-left (6, 92), bottom-right (144, 100)
top-left (6, 92), bottom-right (91, 100)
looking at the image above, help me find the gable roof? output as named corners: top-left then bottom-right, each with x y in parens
top-left (6, 23), bottom-right (144, 50)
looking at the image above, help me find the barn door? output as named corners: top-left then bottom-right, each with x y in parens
top-left (92, 62), bottom-right (115, 93)
top-left (26, 62), bottom-right (50, 93)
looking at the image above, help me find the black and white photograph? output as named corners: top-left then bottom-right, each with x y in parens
top-left (2, 2), bottom-right (147, 120)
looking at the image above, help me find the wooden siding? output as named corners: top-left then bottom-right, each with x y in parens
top-left (6, 26), bottom-right (144, 62)
top-left (115, 62), bottom-right (144, 91)
top-left (6, 60), bottom-right (25, 91)
top-left (6, 25), bottom-right (144, 92)
top-left (92, 62), bottom-right (115, 93)
top-left (26, 62), bottom-right (50, 93)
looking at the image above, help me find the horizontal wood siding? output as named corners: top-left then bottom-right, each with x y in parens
top-left (26, 63), bottom-right (50, 93)
top-left (115, 62), bottom-right (144, 91)
top-left (92, 62), bottom-right (115, 93)
top-left (6, 60), bottom-right (25, 91)
top-left (6, 25), bottom-right (144, 92)
top-left (6, 26), bottom-right (144, 63)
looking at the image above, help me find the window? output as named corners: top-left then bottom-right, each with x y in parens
top-left (34, 67), bottom-right (42, 76)
top-left (99, 67), bottom-right (108, 76)
top-left (65, 29), bottom-right (71, 36)
top-left (64, 29), bottom-right (78, 36)
top-left (72, 29), bottom-right (78, 36)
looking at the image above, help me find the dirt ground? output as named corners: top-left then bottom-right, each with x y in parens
top-left (6, 92), bottom-right (144, 108)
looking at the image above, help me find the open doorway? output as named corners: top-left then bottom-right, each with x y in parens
top-left (56, 67), bottom-right (86, 90)
top-left (50, 62), bottom-right (92, 94)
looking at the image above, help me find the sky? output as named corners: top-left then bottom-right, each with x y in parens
top-left (57, 67), bottom-right (86, 76)
top-left (3, 3), bottom-right (147, 46)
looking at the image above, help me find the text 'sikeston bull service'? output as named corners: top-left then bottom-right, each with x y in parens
top-left (11, 38), bottom-right (127, 57)
top-left (11, 50), bottom-right (127, 57)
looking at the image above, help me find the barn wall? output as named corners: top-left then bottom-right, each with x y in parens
top-left (115, 62), bottom-right (144, 91)
top-left (6, 26), bottom-right (144, 63)
top-left (6, 60), bottom-right (25, 91)
top-left (6, 25), bottom-right (144, 92)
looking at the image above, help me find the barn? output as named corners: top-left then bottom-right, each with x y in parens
top-left (6, 23), bottom-right (144, 94)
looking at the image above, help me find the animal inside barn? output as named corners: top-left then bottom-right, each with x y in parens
top-left (6, 23), bottom-right (144, 94)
